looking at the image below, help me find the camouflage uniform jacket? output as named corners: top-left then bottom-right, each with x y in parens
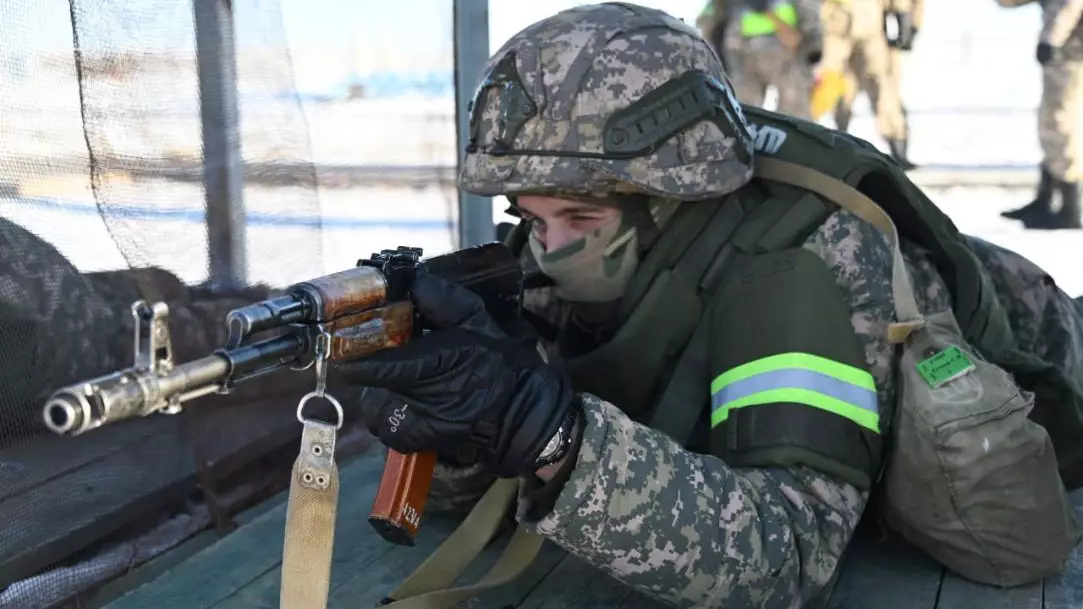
top-left (427, 209), bottom-right (958, 608)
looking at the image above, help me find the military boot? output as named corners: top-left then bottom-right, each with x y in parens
top-left (1002, 166), bottom-right (1054, 220)
top-left (888, 138), bottom-right (917, 171)
top-left (1022, 178), bottom-right (1082, 230)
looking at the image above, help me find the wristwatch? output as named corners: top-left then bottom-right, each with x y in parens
top-left (534, 407), bottom-right (579, 469)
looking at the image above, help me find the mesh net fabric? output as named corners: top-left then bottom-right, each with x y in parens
top-left (0, 0), bottom-right (455, 605)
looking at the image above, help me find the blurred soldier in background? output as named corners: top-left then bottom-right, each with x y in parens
top-left (721, 0), bottom-right (824, 118)
top-left (834, 0), bottom-right (922, 166)
top-left (696, 0), bottom-right (731, 70)
top-left (998, 0), bottom-right (1083, 230)
top-left (821, 0), bottom-right (917, 169)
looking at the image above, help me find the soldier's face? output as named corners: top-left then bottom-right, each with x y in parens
top-left (515, 196), bottom-right (622, 252)
top-left (517, 195), bottom-right (641, 303)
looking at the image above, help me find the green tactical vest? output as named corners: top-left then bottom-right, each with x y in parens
top-left (507, 104), bottom-right (1083, 493)
top-left (507, 141), bottom-right (885, 491)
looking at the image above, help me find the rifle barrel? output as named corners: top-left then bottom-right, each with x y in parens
top-left (42, 333), bottom-right (307, 436)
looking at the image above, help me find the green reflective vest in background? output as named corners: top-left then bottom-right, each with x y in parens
top-left (740, 2), bottom-right (798, 37)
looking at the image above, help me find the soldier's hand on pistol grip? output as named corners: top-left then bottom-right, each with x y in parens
top-left (335, 273), bottom-right (576, 479)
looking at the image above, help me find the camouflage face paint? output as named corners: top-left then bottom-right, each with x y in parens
top-left (527, 211), bottom-right (639, 303)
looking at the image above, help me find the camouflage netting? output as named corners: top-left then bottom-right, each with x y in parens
top-left (0, 0), bottom-right (456, 606)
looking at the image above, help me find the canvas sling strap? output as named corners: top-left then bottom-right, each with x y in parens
top-left (280, 331), bottom-right (343, 609)
top-left (278, 339), bottom-right (546, 609)
top-left (276, 158), bottom-right (924, 609)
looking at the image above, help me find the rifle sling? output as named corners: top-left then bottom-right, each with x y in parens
top-left (376, 478), bottom-right (544, 609)
top-left (280, 419), bottom-right (341, 609)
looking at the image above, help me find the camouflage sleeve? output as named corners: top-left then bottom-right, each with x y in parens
top-left (513, 210), bottom-right (898, 608)
top-left (800, 210), bottom-right (899, 419)
top-left (794, 0), bottom-right (824, 51)
top-left (1040, 0), bottom-right (1083, 47)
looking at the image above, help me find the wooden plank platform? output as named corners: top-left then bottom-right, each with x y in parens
top-left (0, 384), bottom-right (314, 591)
top-left (99, 448), bottom-right (1083, 609)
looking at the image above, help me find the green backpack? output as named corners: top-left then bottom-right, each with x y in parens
top-left (740, 105), bottom-right (1083, 587)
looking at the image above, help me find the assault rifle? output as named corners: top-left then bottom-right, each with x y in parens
top-left (41, 243), bottom-right (523, 546)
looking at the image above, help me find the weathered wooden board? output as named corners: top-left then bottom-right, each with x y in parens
top-left (937, 576), bottom-right (1042, 609)
top-left (98, 449), bottom-right (1083, 609)
top-left (0, 391), bottom-right (303, 590)
top-left (103, 448), bottom-right (387, 609)
top-left (827, 526), bottom-right (944, 609)
top-left (1042, 490), bottom-right (1083, 609)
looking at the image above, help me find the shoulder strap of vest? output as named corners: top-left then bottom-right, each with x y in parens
top-left (371, 478), bottom-right (545, 609)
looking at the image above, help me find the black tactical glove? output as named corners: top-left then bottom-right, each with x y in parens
top-left (1037, 42), bottom-right (1062, 65)
top-left (885, 11), bottom-right (916, 51)
top-left (336, 273), bottom-right (576, 478)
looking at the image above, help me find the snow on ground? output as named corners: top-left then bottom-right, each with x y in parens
top-left (927, 186), bottom-right (1083, 296)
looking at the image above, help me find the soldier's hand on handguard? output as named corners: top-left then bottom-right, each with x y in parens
top-left (336, 273), bottom-right (577, 479)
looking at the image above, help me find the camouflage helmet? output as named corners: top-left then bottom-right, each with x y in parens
top-left (458, 2), bottom-right (755, 202)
